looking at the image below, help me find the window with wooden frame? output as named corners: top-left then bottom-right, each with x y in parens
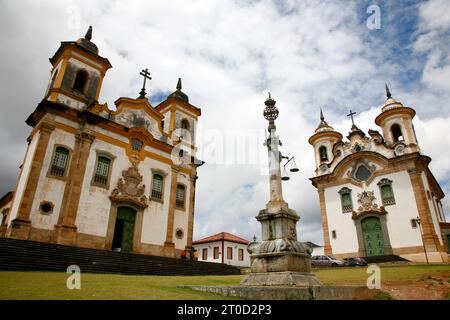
top-left (338, 187), bottom-right (353, 213)
top-left (202, 248), bottom-right (208, 260)
top-left (93, 156), bottom-right (111, 187)
top-left (213, 247), bottom-right (220, 259)
top-left (238, 248), bottom-right (244, 261)
top-left (151, 173), bottom-right (164, 201)
top-left (378, 178), bottom-right (395, 206)
top-left (227, 247), bottom-right (233, 260)
top-left (49, 146), bottom-right (70, 177)
top-left (175, 184), bottom-right (186, 208)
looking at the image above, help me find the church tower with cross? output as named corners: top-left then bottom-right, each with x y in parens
top-left (0, 27), bottom-right (203, 259)
top-left (308, 86), bottom-right (449, 263)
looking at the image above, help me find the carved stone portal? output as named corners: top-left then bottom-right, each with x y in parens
top-left (110, 165), bottom-right (148, 208)
top-left (352, 190), bottom-right (386, 220)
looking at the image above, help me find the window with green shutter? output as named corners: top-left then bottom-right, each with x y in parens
top-left (378, 179), bottom-right (395, 206)
top-left (50, 147), bottom-right (69, 177)
top-left (151, 174), bottom-right (164, 200)
top-left (176, 184), bottom-right (186, 208)
top-left (339, 187), bottom-right (353, 213)
top-left (93, 156), bottom-right (111, 186)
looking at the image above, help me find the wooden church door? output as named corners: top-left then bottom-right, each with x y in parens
top-left (112, 207), bottom-right (137, 253)
top-left (362, 217), bottom-right (385, 257)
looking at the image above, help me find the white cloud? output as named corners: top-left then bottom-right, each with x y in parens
top-left (0, 0), bottom-right (449, 246)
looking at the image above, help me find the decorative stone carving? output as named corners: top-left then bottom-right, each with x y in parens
top-left (110, 165), bottom-right (148, 208)
top-left (250, 239), bottom-right (313, 255)
top-left (352, 190), bottom-right (386, 220)
top-left (394, 142), bottom-right (406, 156)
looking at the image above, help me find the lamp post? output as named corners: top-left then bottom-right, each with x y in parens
top-left (415, 217), bottom-right (429, 264)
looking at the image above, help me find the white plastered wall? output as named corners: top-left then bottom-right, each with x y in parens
top-left (8, 131), bottom-right (40, 224)
top-left (29, 129), bottom-right (76, 230)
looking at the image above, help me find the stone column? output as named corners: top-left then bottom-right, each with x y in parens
top-left (164, 165), bottom-right (179, 255)
top-left (267, 121), bottom-right (284, 203)
top-left (318, 188), bottom-right (332, 255)
top-left (408, 168), bottom-right (441, 252)
top-left (54, 131), bottom-right (95, 245)
top-left (8, 122), bottom-right (55, 240)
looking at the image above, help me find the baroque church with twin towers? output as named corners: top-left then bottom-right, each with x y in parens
top-left (0, 27), bottom-right (448, 263)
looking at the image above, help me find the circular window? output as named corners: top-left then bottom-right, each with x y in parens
top-left (40, 201), bottom-right (54, 214)
top-left (175, 228), bottom-right (184, 239)
top-left (355, 165), bottom-right (371, 181)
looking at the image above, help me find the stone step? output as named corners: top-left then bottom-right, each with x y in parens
top-left (0, 237), bottom-right (241, 276)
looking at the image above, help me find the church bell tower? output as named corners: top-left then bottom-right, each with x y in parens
top-left (375, 85), bottom-right (419, 153)
top-left (45, 26), bottom-right (112, 109)
top-left (308, 109), bottom-right (343, 175)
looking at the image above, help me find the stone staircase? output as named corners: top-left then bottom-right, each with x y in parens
top-left (362, 254), bottom-right (409, 264)
top-left (0, 237), bottom-right (241, 276)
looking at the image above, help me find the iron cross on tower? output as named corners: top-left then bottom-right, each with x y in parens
top-left (138, 68), bottom-right (152, 99)
top-left (347, 109), bottom-right (357, 127)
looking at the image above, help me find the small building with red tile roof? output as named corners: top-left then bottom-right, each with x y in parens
top-left (193, 232), bottom-right (250, 267)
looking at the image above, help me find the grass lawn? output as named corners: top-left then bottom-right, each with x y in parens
top-left (0, 264), bottom-right (448, 300)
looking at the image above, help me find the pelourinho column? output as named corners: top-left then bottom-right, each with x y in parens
top-left (241, 94), bottom-right (322, 287)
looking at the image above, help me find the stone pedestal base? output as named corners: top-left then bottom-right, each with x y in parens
top-left (163, 241), bottom-right (176, 258)
top-left (251, 252), bottom-right (312, 273)
top-left (7, 218), bottom-right (31, 240)
top-left (241, 271), bottom-right (322, 287)
top-left (53, 224), bottom-right (77, 246)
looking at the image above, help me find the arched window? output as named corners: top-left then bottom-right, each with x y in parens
top-left (93, 156), bottom-right (112, 187)
top-left (391, 124), bottom-right (404, 142)
top-left (151, 173), bottom-right (164, 200)
top-left (319, 146), bottom-right (328, 162)
top-left (339, 187), bottom-right (353, 213)
top-left (175, 184), bottom-right (186, 208)
top-left (181, 119), bottom-right (190, 130)
top-left (50, 146), bottom-right (70, 177)
top-left (50, 70), bottom-right (58, 88)
top-left (1, 209), bottom-right (8, 226)
top-left (73, 70), bottom-right (88, 92)
top-left (378, 178), bottom-right (395, 206)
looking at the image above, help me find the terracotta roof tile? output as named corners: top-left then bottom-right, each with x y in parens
top-left (193, 232), bottom-right (250, 245)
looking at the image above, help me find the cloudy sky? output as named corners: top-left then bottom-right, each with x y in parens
top-left (1, 0), bottom-right (449, 245)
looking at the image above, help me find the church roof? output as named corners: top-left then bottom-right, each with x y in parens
top-left (193, 232), bottom-right (250, 245)
top-left (168, 78), bottom-right (189, 103)
top-left (381, 84), bottom-right (404, 112)
top-left (49, 26), bottom-right (112, 68)
top-left (314, 109), bottom-right (335, 133)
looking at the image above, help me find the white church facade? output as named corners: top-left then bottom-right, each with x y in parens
top-left (309, 87), bottom-right (449, 263)
top-left (0, 27), bottom-right (202, 259)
